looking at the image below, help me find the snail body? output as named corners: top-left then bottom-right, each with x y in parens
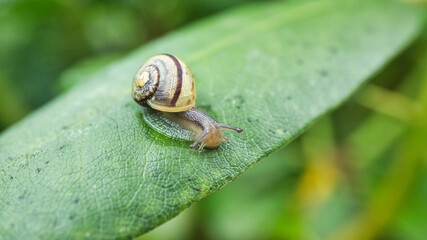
top-left (133, 54), bottom-right (242, 152)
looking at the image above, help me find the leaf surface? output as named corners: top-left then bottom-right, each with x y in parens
top-left (0, 0), bottom-right (422, 239)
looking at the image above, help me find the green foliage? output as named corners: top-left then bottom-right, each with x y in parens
top-left (0, 0), bottom-right (423, 239)
top-left (0, 0), bottom-right (271, 113)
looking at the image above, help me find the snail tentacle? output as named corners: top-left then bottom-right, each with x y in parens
top-left (198, 142), bottom-right (206, 152)
top-left (190, 129), bottom-right (208, 150)
top-left (217, 123), bottom-right (243, 133)
top-left (222, 135), bottom-right (230, 145)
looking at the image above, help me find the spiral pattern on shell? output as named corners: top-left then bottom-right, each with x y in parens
top-left (132, 54), bottom-right (196, 112)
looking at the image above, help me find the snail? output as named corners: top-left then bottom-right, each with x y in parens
top-left (132, 54), bottom-right (242, 152)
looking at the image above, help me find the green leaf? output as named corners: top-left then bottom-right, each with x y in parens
top-left (0, 0), bottom-right (422, 239)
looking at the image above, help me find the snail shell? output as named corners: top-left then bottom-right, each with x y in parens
top-left (132, 54), bottom-right (196, 112)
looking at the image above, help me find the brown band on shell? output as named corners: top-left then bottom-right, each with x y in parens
top-left (164, 54), bottom-right (182, 106)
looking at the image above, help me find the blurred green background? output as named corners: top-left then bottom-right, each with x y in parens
top-left (0, 0), bottom-right (277, 130)
top-left (1, 0), bottom-right (426, 239)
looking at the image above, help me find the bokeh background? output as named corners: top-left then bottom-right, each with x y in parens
top-left (1, 0), bottom-right (426, 239)
top-left (0, 0), bottom-right (276, 130)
